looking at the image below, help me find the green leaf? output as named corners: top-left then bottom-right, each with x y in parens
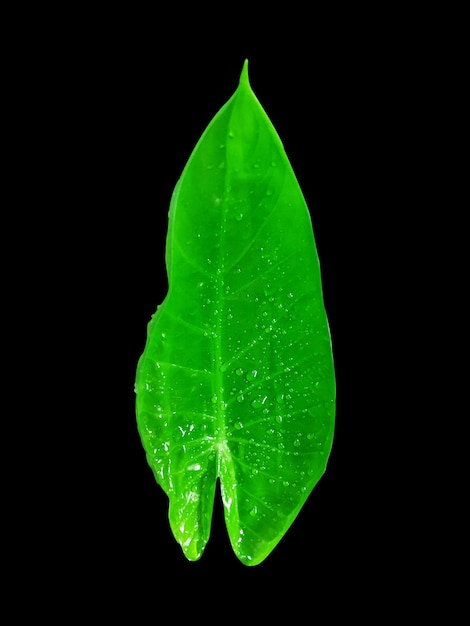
top-left (135, 60), bottom-right (335, 566)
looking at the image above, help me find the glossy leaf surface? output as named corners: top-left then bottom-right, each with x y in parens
top-left (135, 60), bottom-right (335, 566)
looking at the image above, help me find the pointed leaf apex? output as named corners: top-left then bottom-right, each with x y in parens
top-left (239, 58), bottom-right (250, 88)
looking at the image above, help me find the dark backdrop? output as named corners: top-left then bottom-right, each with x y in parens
top-left (12, 7), bottom-right (429, 618)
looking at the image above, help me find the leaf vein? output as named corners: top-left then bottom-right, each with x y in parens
top-left (173, 237), bottom-right (214, 278)
top-left (156, 361), bottom-right (212, 377)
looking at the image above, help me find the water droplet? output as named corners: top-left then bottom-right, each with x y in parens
top-left (249, 506), bottom-right (258, 517)
top-left (253, 162), bottom-right (260, 169)
top-left (246, 370), bottom-right (258, 382)
top-left (307, 432), bottom-right (315, 440)
top-left (251, 395), bottom-right (267, 409)
top-left (211, 394), bottom-right (218, 404)
top-left (277, 442), bottom-right (285, 450)
top-left (276, 393), bottom-right (285, 404)
top-left (275, 415), bottom-right (283, 424)
top-left (293, 439), bottom-right (301, 447)
top-left (235, 213), bottom-right (244, 221)
top-left (237, 394), bottom-right (245, 403)
top-left (235, 421), bottom-right (243, 430)
top-left (235, 368), bottom-right (244, 376)
top-left (283, 480), bottom-right (290, 488)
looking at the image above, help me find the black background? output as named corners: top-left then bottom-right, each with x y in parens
top-left (8, 5), bottom-right (446, 618)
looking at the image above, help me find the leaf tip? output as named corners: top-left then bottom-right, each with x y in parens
top-left (239, 58), bottom-right (250, 87)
